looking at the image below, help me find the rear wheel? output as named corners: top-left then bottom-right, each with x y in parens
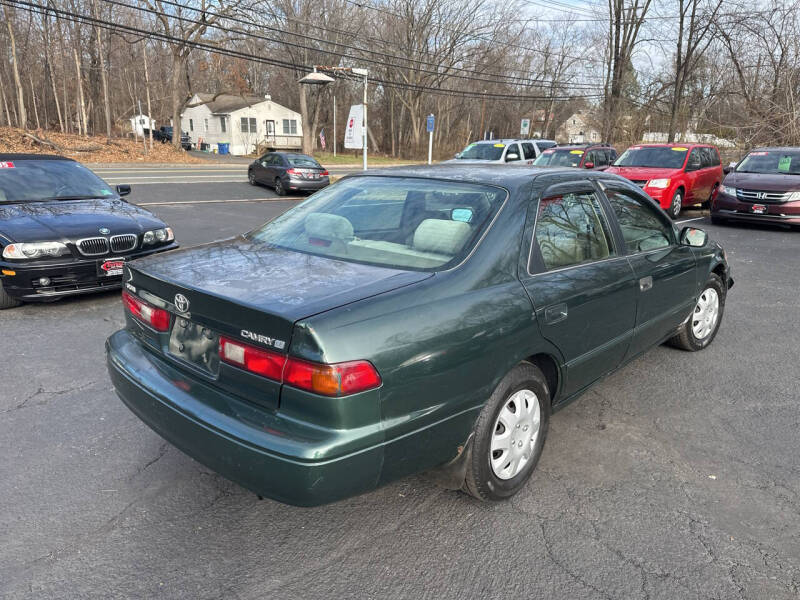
top-left (0, 280), bottom-right (22, 309)
top-left (274, 177), bottom-right (286, 196)
top-left (668, 188), bottom-right (683, 219)
top-left (463, 363), bottom-right (550, 501)
top-left (668, 273), bottom-right (725, 351)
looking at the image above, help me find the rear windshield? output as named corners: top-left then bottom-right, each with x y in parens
top-left (0, 159), bottom-right (115, 203)
top-left (456, 143), bottom-right (505, 161)
top-left (246, 176), bottom-right (507, 271)
top-left (614, 146), bottom-right (688, 169)
top-left (533, 148), bottom-right (584, 168)
top-left (287, 155), bottom-right (322, 168)
top-left (736, 150), bottom-right (800, 175)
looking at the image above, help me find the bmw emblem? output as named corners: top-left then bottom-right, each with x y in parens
top-left (174, 293), bottom-right (190, 313)
top-left (99, 227), bottom-right (111, 235)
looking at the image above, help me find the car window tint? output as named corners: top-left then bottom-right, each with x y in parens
top-left (533, 191), bottom-right (616, 271)
top-left (521, 143), bottom-right (536, 160)
top-left (687, 148), bottom-right (703, 171)
top-left (604, 189), bottom-right (673, 253)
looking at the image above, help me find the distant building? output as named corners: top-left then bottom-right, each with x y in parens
top-left (641, 131), bottom-right (736, 148)
top-left (129, 114), bottom-right (155, 137)
top-left (557, 111), bottom-right (601, 144)
top-left (181, 93), bottom-right (303, 155)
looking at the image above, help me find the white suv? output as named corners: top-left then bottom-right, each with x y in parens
top-left (447, 139), bottom-right (557, 165)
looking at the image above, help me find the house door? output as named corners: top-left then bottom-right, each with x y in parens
top-left (265, 120), bottom-right (275, 141)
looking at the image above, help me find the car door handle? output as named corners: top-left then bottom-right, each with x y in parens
top-left (639, 276), bottom-right (654, 292)
top-left (544, 303), bottom-right (568, 324)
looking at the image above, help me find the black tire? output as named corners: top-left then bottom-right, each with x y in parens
top-left (274, 177), bottom-right (286, 196)
top-left (463, 362), bottom-right (551, 501)
top-left (0, 279), bottom-right (22, 309)
top-left (248, 169), bottom-right (257, 186)
top-left (668, 188), bottom-right (683, 219)
top-left (667, 273), bottom-right (726, 351)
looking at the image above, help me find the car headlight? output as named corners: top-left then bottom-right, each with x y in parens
top-left (646, 178), bottom-right (670, 189)
top-left (719, 184), bottom-right (738, 197)
top-left (143, 228), bottom-right (174, 245)
top-left (786, 191), bottom-right (800, 201)
top-left (2, 241), bottom-right (70, 259)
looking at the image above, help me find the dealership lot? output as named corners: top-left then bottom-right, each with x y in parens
top-left (2, 182), bottom-right (800, 599)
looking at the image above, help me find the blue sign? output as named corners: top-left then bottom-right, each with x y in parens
top-left (426, 114), bottom-right (435, 133)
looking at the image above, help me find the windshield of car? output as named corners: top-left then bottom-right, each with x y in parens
top-left (287, 155), bottom-right (322, 168)
top-left (614, 146), bottom-right (688, 169)
top-left (456, 143), bottom-right (505, 161)
top-left (246, 176), bottom-right (507, 271)
top-left (0, 160), bottom-right (115, 203)
top-left (735, 150), bottom-right (800, 174)
top-left (533, 148), bottom-right (584, 168)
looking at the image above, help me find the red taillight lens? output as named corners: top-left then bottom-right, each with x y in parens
top-left (286, 168), bottom-right (299, 175)
top-left (218, 336), bottom-right (381, 396)
top-left (219, 336), bottom-right (286, 381)
top-left (284, 357), bottom-right (382, 397)
top-left (321, 170), bottom-right (329, 176)
top-left (122, 290), bottom-right (170, 331)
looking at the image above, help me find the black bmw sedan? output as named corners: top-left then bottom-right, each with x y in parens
top-left (0, 154), bottom-right (178, 308)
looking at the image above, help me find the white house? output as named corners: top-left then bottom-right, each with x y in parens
top-left (557, 111), bottom-right (602, 144)
top-left (180, 93), bottom-right (303, 155)
top-left (129, 114), bottom-right (155, 137)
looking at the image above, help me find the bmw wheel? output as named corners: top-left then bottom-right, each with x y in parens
top-left (668, 273), bottom-right (726, 351)
top-left (668, 189), bottom-right (683, 219)
top-left (463, 362), bottom-right (550, 501)
top-left (274, 177), bottom-right (286, 197)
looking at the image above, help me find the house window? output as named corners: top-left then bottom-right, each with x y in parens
top-left (204, 118), bottom-right (208, 132)
top-left (189, 119), bottom-right (194, 132)
top-left (240, 117), bottom-right (258, 133)
top-left (250, 117), bottom-right (257, 133)
top-left (283, 119), bottom-right (297, 135)
top-left (220, 117), bottom-right (226, 133)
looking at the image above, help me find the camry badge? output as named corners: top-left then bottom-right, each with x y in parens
top-left (174, 293), bottom-right (190, 313)
top-left (99, 227), bottom-right (111, 235)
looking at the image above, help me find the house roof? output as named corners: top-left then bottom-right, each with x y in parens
top-left (190, 93), bottom-right (273, 114)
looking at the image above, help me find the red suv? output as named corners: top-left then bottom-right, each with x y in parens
top-left (606, 143), bottom-right (723, 218)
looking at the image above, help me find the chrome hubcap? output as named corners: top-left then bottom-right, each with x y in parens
top-left (692, 287), bottom-right (719, 339)
top-left (490, 389), bottom-right (541, 480)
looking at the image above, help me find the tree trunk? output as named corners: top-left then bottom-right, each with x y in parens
top-left (92, 0), bottom-right (112, 138)
top-left (74, 48), bottom-right (88, 136)
top-left (4, 5), bottom-right (27, 129)
top-left (29, 74), bottom-right (41, 129)
top-left (0, 73), bottom-right (12, 126)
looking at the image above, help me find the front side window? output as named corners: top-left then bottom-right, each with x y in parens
top-left (246, 176), bottom-right (507, 271)
top-left (505, 144), bottom-right (521, 161)
top-left (604, 188), bottom-right (673, 253)
top-left (686, 148), bottom-right (703, 171)
top-left (615, 146), bottom-right (688, 169)
top-left (533, 191), bottom-right (615, 271)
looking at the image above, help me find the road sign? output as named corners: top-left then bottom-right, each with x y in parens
top-left (520, 118), bottom-right (531, 137)
top-left (344, 104), bottom-right (364, 150)
top-left (426, 114), bottom-right (435, 133)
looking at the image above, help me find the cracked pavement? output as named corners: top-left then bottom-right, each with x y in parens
top-left (1, 183), bottom-right (799, 599)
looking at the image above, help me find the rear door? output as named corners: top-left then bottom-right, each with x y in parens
top-left (600, 182), bottom-right (697, 358)
top-left (684, 148), bottom-right (705, 202)
top-left (520, 181), bottom-right (637, 397)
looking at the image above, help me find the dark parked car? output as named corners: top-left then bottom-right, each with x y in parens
top-left (106, 166), bottom-right (732, 506)
top-left (0, 154), bottom-right (178, 308)
top-left (712, 147), bottom-right (800, 227)
top-left (533, 143), bottom-right (618, 170)
top-left (143, 126), bottom-right (192, 149)
top-left (248, 152), bottom-right (330, 196)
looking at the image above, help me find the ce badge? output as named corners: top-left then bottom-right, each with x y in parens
top-left (174, 293), bottom-right (190, 313)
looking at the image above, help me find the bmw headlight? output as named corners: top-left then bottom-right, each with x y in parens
top-left (647, 178), bottom-right (670, 189)
top-left (143, 227), bottom-right (174, 245)
top-left (2, 241), bottom-right (70, 259)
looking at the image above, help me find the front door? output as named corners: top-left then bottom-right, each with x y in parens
top-left (520, 182), bottom-right (637, 397)
top-left (265, 120), bottom-right (276, 141)
top-left (600, 183), bottom-right (697, 358)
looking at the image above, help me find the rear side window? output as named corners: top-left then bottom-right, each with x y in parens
top-left (521, 143), bottom-right (536, 160)
top-left (533, 191), bottom-right (616, 271)
top-left (604, 189), bottom-right (673, 253)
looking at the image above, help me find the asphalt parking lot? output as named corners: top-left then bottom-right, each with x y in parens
top-left (2, 179), bottom-right (800, 599)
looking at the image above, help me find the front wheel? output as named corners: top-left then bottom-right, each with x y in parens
top-left (0, 279), bottom-right (22, 309)
top-left (668, 189), bottom-right (683, 219)
top-left (248, 169), bottom-right (257, 186)
top-left (463, 363), bottom-right (550, 501)
top-left (668, 273), bottom-right (726, 351)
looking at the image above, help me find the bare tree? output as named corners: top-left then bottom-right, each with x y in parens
top-left (3, 4), bottom-right (28, 128)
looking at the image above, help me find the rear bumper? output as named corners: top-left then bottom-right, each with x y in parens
top-left (286, 177), bottom-right (330, 192)
top-left (106, 329), bottom-right (383, 506)
top-left (712, 193), bottom-right (800, 225)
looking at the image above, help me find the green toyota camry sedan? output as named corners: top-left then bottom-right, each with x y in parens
top-left (106, 165), bottom-right (733, 506)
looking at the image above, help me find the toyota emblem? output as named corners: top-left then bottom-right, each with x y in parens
top-left (174, 293), bottom-right (190, 313)
top-left (99, 227), bottom-right (111, 235)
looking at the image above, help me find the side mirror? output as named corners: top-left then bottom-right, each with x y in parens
top-left (680, 226), bottom-right (708, 247)
top-left (116, 184), bottom-right (131, 197)
top-left (584, 162), bottom-right (595, 169)
top-left (454, 152), bottom-right (461, 159)
top-left (505, 152), bottom-right (520, 162)
top-left (723, 161), bottom-right (736, 174)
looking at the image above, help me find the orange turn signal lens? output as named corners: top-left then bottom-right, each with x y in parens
top-left (1, 269), bottom-right (15, 276)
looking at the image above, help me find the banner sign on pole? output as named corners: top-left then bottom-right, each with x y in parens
top-left (344, 104), bottom-right (364, 150)
top-left (426, 114), bottom-right (435, 133)
top-left (520, 118), bottom-right (531, 137)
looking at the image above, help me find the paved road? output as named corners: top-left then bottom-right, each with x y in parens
top-left (2, 185), bottom-right (800, 599)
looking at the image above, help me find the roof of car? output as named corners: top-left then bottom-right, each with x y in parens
top-left (630, 143), bottom-right (713, 149)
top-left (750, 147), bottom-right (800, 152)
top-left (0, 153), bottom-right (74, 161)
top-left (469, 139), bottom-right (555, 145)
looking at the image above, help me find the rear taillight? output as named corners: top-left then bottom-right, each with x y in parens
top-left (286, 168), bottom-right (300, 175)
top-left (321, 170), bottom-right (329, 176)
top-left (218, 336), bottom-right (381, 396)
top-left (122, 290), bottom-right (170, 331)
top-left (219, 336), bottom-right (285, 380)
